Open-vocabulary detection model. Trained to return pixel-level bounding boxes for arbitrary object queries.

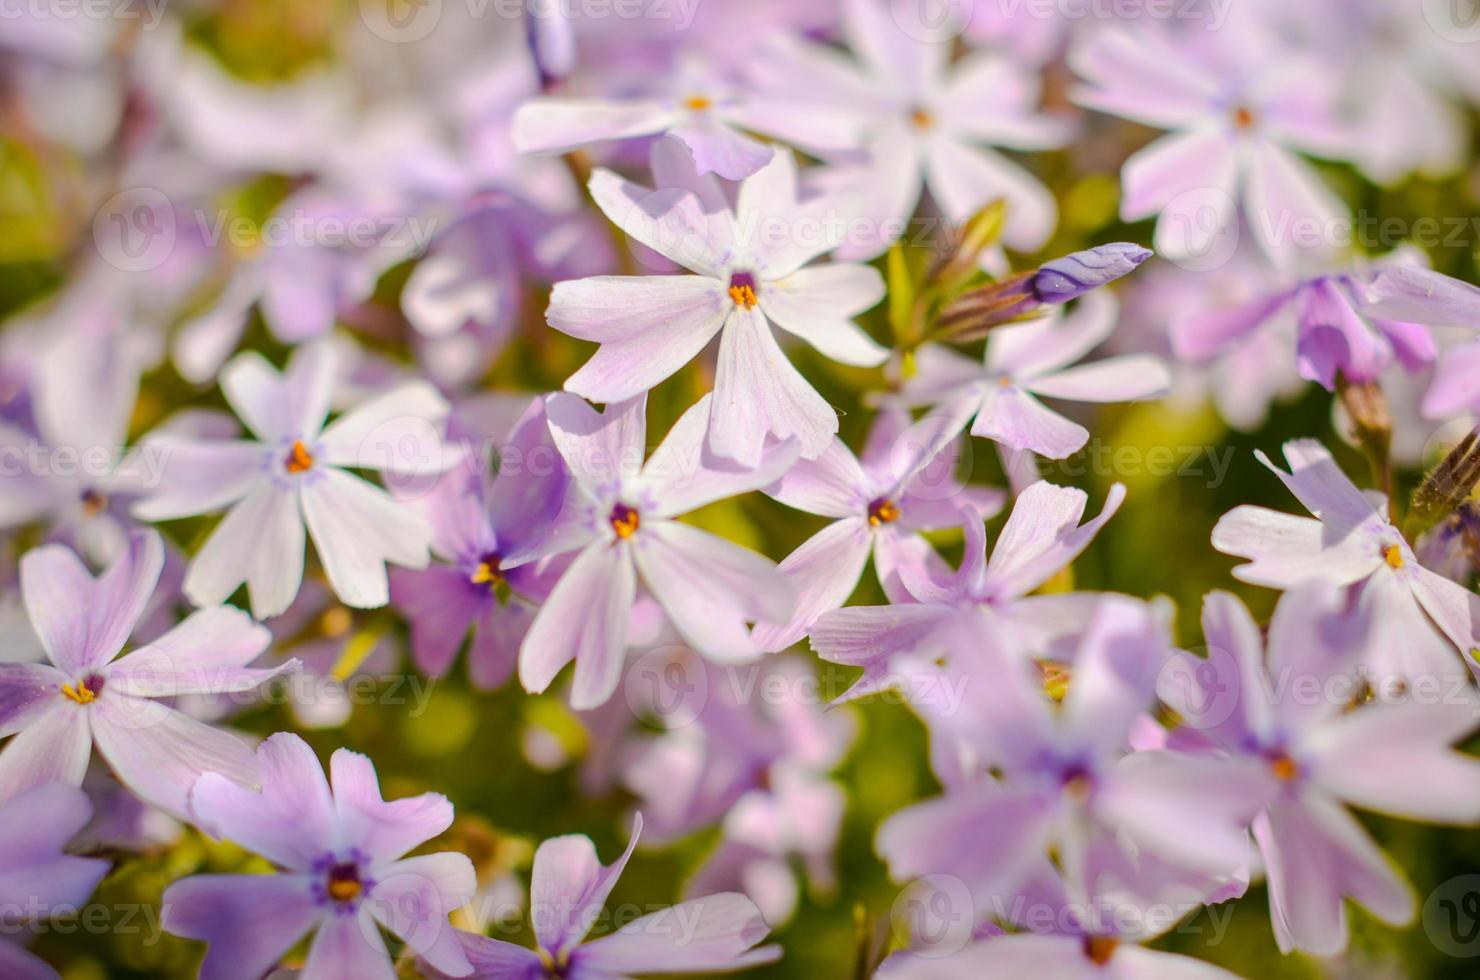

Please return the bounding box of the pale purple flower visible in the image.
[162,732,476,980]
[756,0,1070,257]
[1161,583,1480,954]
[423,814,780,979]
[0,530,290,817]
[548,146,887,467]
[899,292,1172,459]
[1031,243,1154,304]
[0,783,112,980]
[132,340,456,619]
[518,393,798,709]
[390,398,570,689]
[810,479,1126,702]
[754,406,1003,652]
[1071,19,1352,268]
[1362,264,1480,417]
[1212,440,1480,681]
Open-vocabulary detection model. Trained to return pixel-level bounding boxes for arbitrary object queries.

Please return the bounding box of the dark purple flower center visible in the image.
[312,851,374,912]
[867,498,901,526]
[610,503,641,539]
[471,551,505,588]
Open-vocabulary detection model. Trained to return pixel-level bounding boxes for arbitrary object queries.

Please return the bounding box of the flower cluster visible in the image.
[3,0,1480,978]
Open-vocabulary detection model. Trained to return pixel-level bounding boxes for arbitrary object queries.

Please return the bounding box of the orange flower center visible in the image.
[285,440,315,474]
[1384,544,1405,569]
[1232,106,1256,130]
[683,94,712,111]
[867,498,901,526]
[911,107,934,130]
[1084,935,1119,966]
[1270,752,1299,782]
[610,504,641,539]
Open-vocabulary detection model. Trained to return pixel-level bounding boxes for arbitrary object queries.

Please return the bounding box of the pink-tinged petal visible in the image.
[1112,946,1244,980]
[1410,564,1480,661]
[988,291,1118,379]
[841,0,947,94]
[531,815,642,958]
[0,701,90,804]
[1257,440,1384,532]
[764,438,869,519]
[982,482,1124,599]
[545,392,649,493]
[391,565,483,678]
[91,694,258,819]
[1305,690,1480,823]
[1211,507,1380,589]
[940,53,1069,150]
[925,137,1056,251]
[1265,580,1369,732]
[301,907,396,980]
[302,468,431,610]
[878,937,1096,979]
[436,933,544,978]
[222,342,336,444]
[1423,342,1480,418]
[107,607,281,697]
[1068,28,1220,129]
[0,784,108,915]
[1170,289,1294,362]
[808,603,957,687]
[709,308,836,468]
[587,169,735,277]
[633,521,794,662]
[554,277,730,404]
[897,511,987,603]
[1354,570,1467,684]
[512,98,678,155]
[1162,591,1274,745]
[161,873,320,980]
[1023,355,1172,404]
[468,603,529,692]
[639,394,802,517]
[752,518,873,653]
[1375,318,1438,372]
[0,663,67,738]
[82,530,164,666]
[318,382,453,476]
[826,127,925,262]
[330,749,454,864]
[970,384,1089,459]
[0,936,72,980]
[575,892,779,975]
[130,437,266,521]
[18,540,112,674]
[1293,280,1390,388]
[366,853,475,975]
[1118,130,1235,221]
[189,732,336,871]
[519,542,634,710]
[722,97,865,158]
[1245,143,1348,270]
[669,116,774,181]
[1363,264,1480,325]
[185,482,305,619]
[759,265,888,367]
[489,400,571,548]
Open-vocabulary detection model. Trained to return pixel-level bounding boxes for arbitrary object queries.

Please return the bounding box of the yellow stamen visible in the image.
[319,606,352,639]
[327,877,362,902]
[1384,544,1405,569]
[1039,661,1070,703]
[61,681,97,705]
[1270,754,1299,782]
[911,107,934,130]
[285,440,315,474]
[1232,106,1255,130]
[1084,935,1119,966]
[867,499,901,527]
[728,284,757,309]
[683,95,712,111]
[610,505,640,539]
[472,561,504,586]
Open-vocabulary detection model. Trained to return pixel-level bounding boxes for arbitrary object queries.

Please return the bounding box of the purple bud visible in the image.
[1032,243,1153,304]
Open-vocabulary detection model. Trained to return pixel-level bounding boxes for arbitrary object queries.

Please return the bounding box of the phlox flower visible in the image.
[1161,584,1480,954]
[899,292,1172,460]
[1212,440,1480,682]
[548,145,887,467]
[1361,264,1480,417]
[132,340,457,619]
[518,392,799,709]
[422,814,780,979]
[162,733,476,980]
[754,406,1003,652]
[810,480,1126,702]
[0,530,291,817]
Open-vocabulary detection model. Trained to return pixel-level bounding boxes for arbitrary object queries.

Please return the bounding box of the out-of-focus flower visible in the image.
[1163,584,1480,954]
[1213,440,1480,681]
[424,813,780,978]
[549,146,886,467]
[755,407,1002,652]
[132,340,456,619]
[518,393,798,709]
[900,292,1172,459]
[0,531,290,817]
[162,733,476,980]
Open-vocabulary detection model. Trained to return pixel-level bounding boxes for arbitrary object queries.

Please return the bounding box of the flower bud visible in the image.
[1031,243,1153,304]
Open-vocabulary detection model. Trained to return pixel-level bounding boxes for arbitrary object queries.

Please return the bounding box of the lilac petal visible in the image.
[367,853,476,975]
[575,892,779,975]
[759,265,888,367]
[1068,29,1219,129]
[0,701,92,804]
[1363,264,1480,325]
[489,399,570,549]
[106,606,278,697]
[1259,441,1382,533]
[330,749,454,864]
[545,392,649,493]
[184,482,305,619]
[709,308,836,467]
[1160,591,1273,746]
[301,907,396,980]
[1118,129,1233,220]
[130,437,266,521]
[19,544,95,673]
[970,385,1089,459]
[468,603,528,692]
[301,468,432,610]
[988,290,1118,379]
[391,565,483,678]
[865,405,975,503]
[983,482,1125,600]
[764,438,869,519]
[91,694,258,819]
[1409,564,1480,664]
[531,814,642,959]
[840,0,947,91]
[512,98,677,156]
[519,541,634,710]
[1113,946,1244,980]
[1374,318,1438,372]
[1023,355,1172,403]
[439,933,545,979]
[1354,569,1467,684]
[188,732,336,871]
[161,873,320,980]
[669,116,774,181]
[637,394,801,517]
[1423,342,1480,417]
[1294,279,1390,387]
[898,511,986,603]
[1211,507,1380,589]
[1171,289,1295,363]
[586,170,735,278]
[633,521,794,663]
[752,518,873,653]
[1265,580,1368,732]
[555,277,730,404]
[940,54,1070,149]
[318,382,453,476]
[808,603,959,699]
[877,936,1095,978]
[0,783,109,911]
[0,937,71,980]
[925,137,1055,251]
[1245,143,1347,270]
[1062,596,1172,742]
[84,529,165,666]
[0,662,67,738]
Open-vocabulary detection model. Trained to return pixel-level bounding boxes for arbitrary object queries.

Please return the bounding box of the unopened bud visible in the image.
[1031,243,1153,304]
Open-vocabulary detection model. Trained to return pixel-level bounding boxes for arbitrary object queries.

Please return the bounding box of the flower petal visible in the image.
[531,815,642,959]
[0,701,91,805]
[161,873,320,980]
[575,892,779,975]
[302,468,432,610]
[760,265,888,367]
[519,541,635,710]
[184,482,306,619]
[331,749,454,865]
[752,518,873,654]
